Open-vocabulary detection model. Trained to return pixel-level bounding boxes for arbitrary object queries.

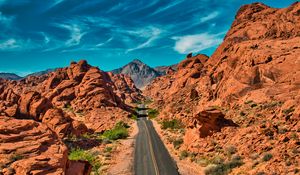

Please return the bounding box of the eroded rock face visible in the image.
[144,2,300,174]
[0,116,68,175]
[0,60,142,174]
[195,109,237,138]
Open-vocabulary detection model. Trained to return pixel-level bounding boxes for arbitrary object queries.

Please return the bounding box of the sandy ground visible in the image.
[106,121,138,175]
[152,119,205,175]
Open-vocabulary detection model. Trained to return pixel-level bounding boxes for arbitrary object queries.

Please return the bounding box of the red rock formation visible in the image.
[0,116,68,175]
[0,60,142,173]
[144,2,300,174]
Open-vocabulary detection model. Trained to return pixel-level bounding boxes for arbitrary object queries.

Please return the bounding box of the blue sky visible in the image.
[0,0,297,76]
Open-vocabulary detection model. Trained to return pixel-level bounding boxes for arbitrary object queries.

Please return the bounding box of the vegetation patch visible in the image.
[148,108,159,119]
[225,145,237,157]
[262,153,273,162]
[10,154,23,162]
[179,150,189,160]
[63,104,74,112]
[68,148,101,174]
[130,114,138,120]
[102,121,129,140]
[173,138,184,149]
[204,155,244,175]
[161,119,183,130]
[282,106,295,115]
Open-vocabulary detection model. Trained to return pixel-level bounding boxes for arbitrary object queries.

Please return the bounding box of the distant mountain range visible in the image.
[0,73,23,80]
[0,69,56,80]
[0,60,176,89]
[111,59,177,89]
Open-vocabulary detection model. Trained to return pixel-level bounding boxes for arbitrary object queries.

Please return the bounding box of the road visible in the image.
[134,117,179,175]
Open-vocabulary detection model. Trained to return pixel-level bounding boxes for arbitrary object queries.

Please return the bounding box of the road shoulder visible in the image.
[106,121,138,175]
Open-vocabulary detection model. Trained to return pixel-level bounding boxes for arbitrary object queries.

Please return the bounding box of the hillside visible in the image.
[0,73,22,80]
[144,2,300,174]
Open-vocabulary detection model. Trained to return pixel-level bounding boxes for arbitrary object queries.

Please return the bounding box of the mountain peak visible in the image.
[131,59,144,65]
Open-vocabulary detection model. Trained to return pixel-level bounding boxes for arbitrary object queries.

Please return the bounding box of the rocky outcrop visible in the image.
[66,160,92,175]
[0,116,68,175]
[0,60,142,174]
[144,2,300,174]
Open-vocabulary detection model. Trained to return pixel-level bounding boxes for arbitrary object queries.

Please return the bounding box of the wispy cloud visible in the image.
[0,39,20,50]
[199,11,219,23]
[150,0,184,16]
[0,12,14,26]
[57,24,86,47]
[126,27,162,52]
[172,32,224,54]
[40,32,50,44]
[96,37,113,47]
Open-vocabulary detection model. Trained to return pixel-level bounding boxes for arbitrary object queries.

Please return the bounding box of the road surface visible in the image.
[134,117,179,175]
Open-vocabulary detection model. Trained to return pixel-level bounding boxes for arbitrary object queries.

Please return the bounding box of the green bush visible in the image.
[204,155,244,175]
[102,121,129,140]
[173,138,183,149]
[161,119,182,130]
[262,153,273,162]
[225,145,237,157]
[10,154,23,162]
[68,148,101,173]
[180,150,189,160]
[130,114,138,120]
[148,109,159,119]
[282,107,295,115]
[104,146,113,153]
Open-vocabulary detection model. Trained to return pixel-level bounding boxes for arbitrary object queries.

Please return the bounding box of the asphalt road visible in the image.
[134,117,179,175]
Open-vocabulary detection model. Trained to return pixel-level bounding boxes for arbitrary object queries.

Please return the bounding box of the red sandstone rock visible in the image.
[0,59,140,174]
[0,116,68,175]
[144,2,300,173]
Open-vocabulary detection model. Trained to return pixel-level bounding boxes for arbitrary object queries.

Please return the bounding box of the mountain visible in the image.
[25,68,56,78]
[0,73,22,80]
[144,2,300,174]
[0,69,56,80]
[111,59,176,89]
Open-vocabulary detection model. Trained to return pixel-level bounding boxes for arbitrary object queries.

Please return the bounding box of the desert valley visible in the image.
[0,1,300,175]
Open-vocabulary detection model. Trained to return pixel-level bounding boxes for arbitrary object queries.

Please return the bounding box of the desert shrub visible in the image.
[144,98,153,105]
[148,109,159,119]
[115,121,130,129]
[261,101,283,109]
[197,157,210,167]
[161,119,182,130]
[244,100,254,104]
[225,145,237,157]
[239,111,246,117]
[180,150,189,160]
[102,122,129,140]
[262,153,273,162]
[68,148,101,173]
[250,103,258,108]
[104,146,113,153]
[64,104,74,112]
[173,138,183,149]
[10,154,23,162]
[282,107,295,115]
[204,156,243,175]
[130,114,138,120]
